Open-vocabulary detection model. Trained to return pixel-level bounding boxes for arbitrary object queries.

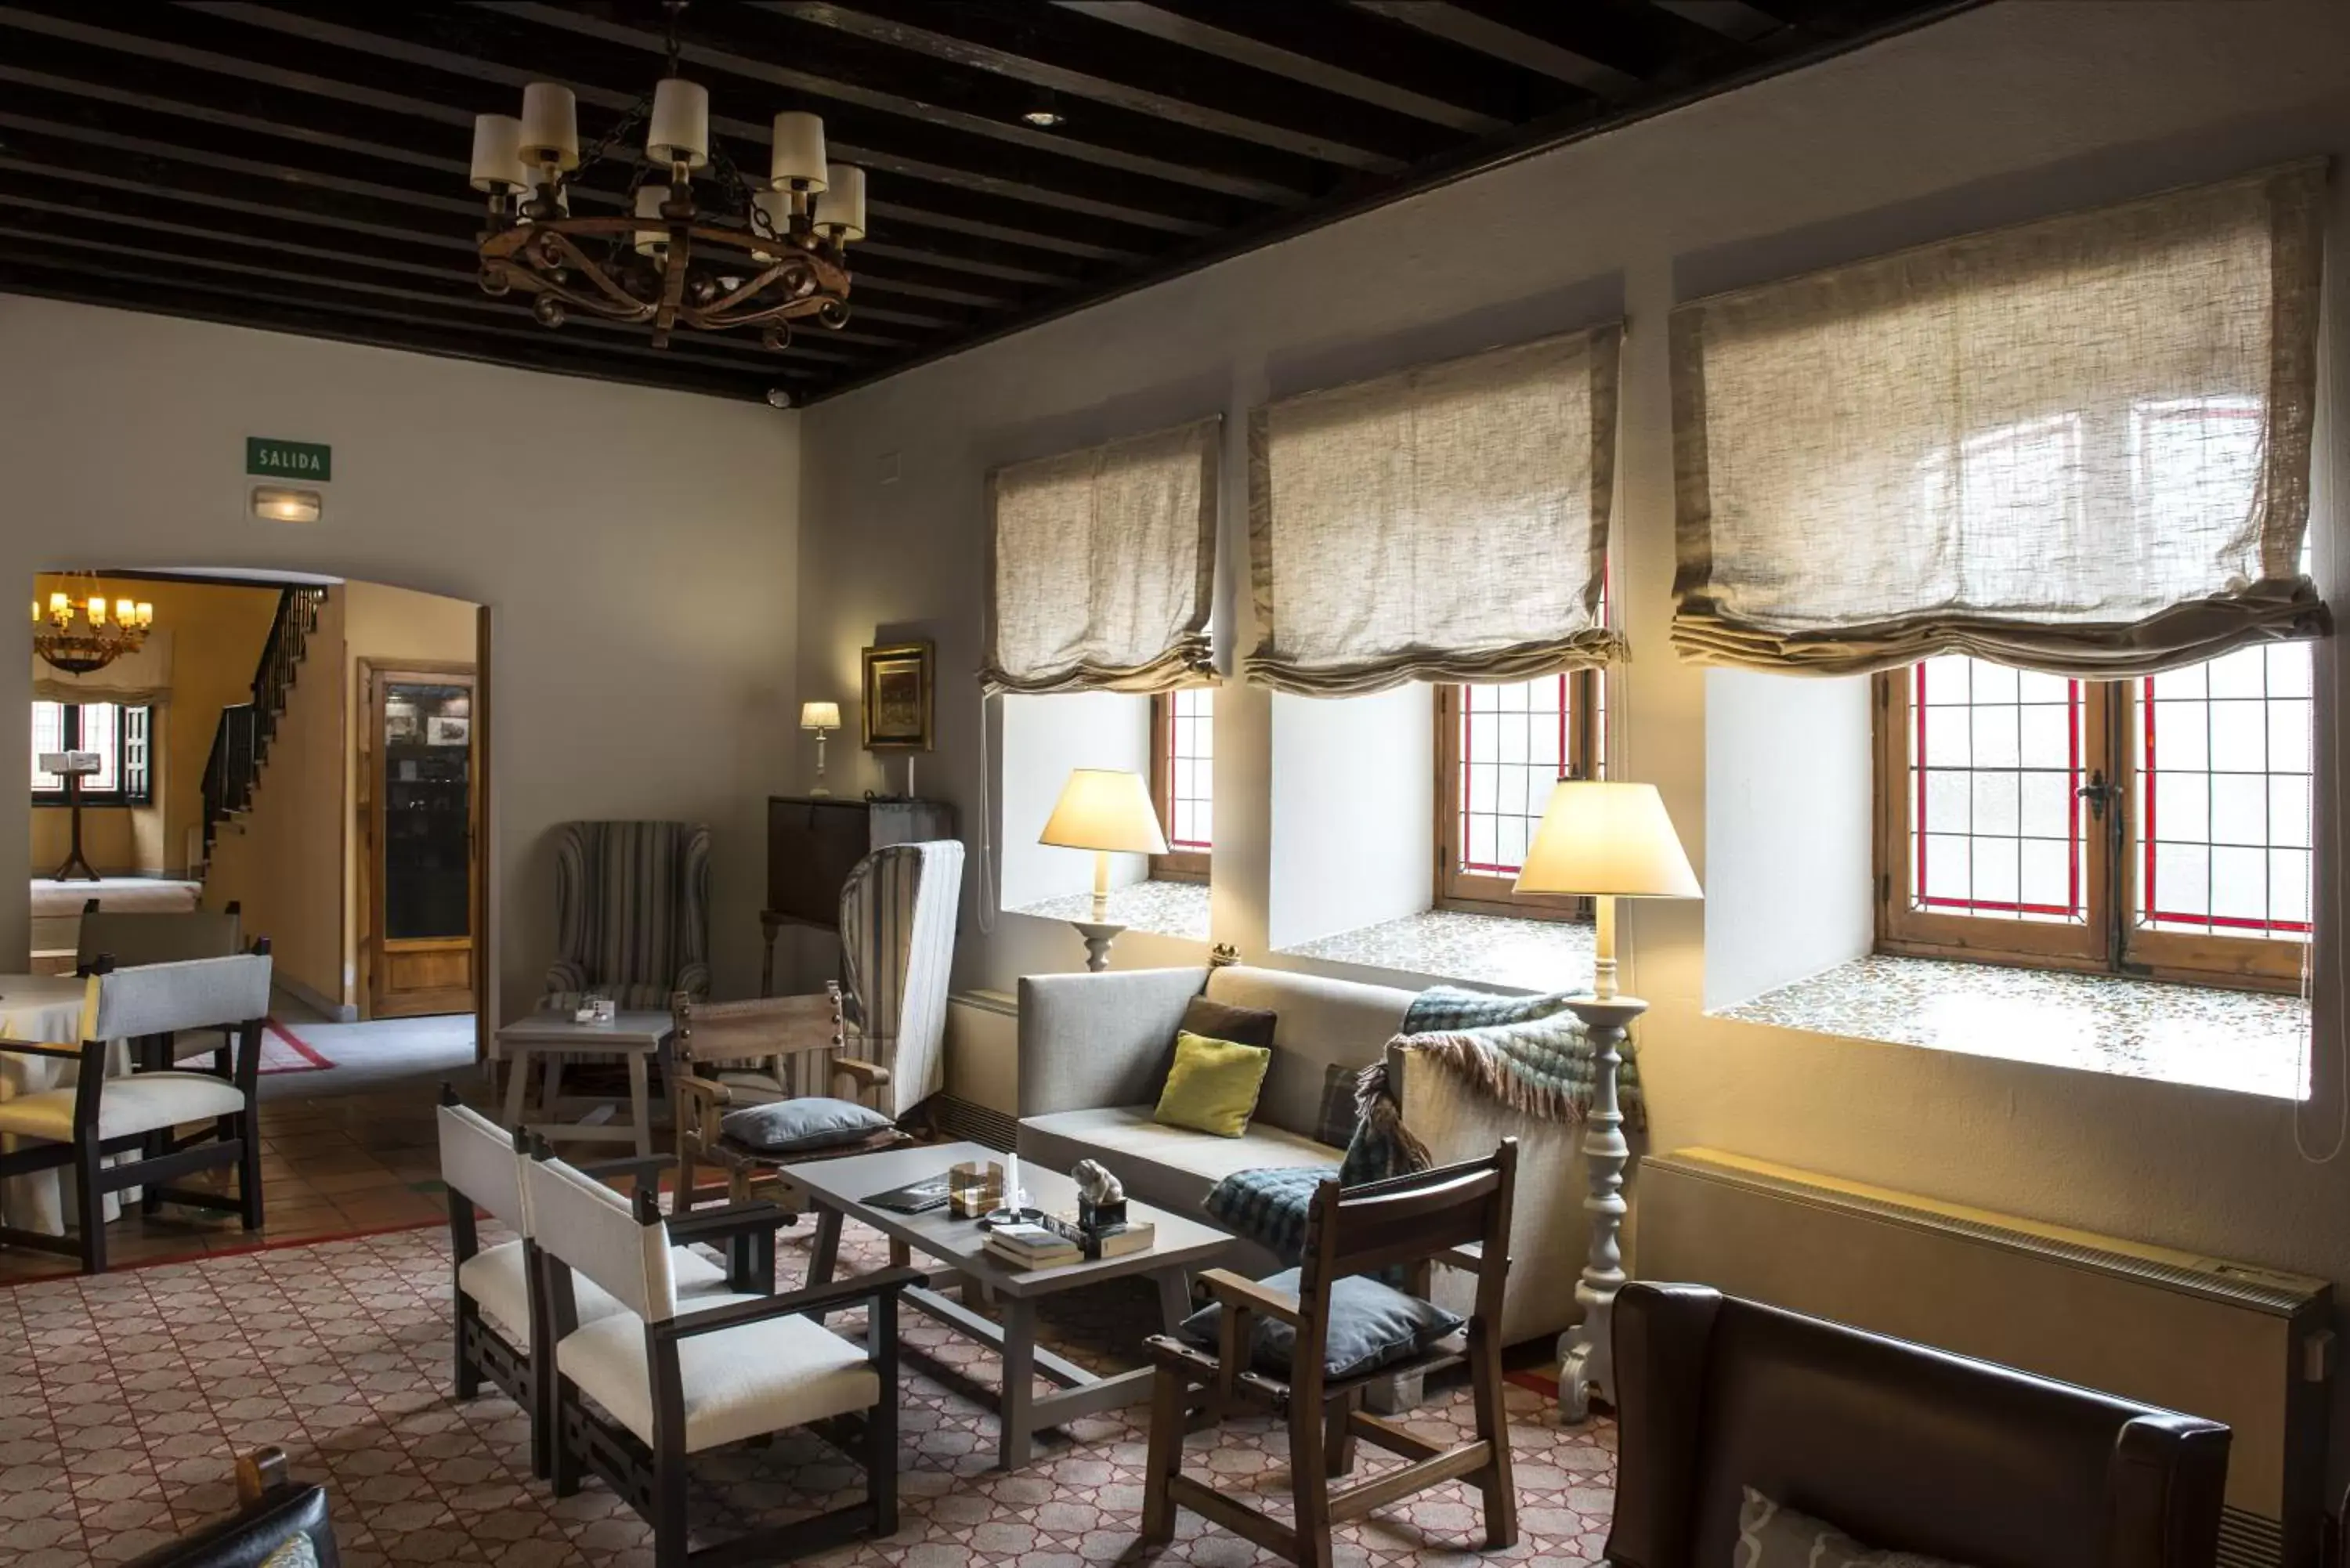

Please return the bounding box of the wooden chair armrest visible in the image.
[1434,1241,1486,1274]
[665,1200,790,1246]
[0,1039,81,1060]
[577,1153,673,1196]
[671,1071,734,1141]
[656,1266,924,1340]
[833,1057,889,1088]
[1199,1267,1303,1328]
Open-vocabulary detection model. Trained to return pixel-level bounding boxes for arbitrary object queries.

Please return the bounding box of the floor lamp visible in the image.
[1513,779,1701,1424]
[1039,768,1168,971]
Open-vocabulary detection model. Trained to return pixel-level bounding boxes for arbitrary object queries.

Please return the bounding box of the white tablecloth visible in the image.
[0,972,128,1234]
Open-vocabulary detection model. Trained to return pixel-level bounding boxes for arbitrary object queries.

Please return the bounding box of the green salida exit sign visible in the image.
[246,437,331,482]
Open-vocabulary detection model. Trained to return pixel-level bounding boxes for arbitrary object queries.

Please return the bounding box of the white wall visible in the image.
[997,691,1152,910]
[1267,685,1434,950]
[794,1,2350,1480]
[0,301,799,1018]
[1702,669,1876,1009]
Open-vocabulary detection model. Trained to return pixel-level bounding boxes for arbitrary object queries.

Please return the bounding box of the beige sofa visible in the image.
[1015,963,1589,1349]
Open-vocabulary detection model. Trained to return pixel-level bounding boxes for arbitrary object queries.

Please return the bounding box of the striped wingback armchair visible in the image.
[539,821,712,1013]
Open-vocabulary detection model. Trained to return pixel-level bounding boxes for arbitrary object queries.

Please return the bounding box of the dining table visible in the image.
[0,970,129,1235]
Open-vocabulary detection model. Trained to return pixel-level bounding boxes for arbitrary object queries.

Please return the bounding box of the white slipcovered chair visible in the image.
[525,1143,916,1567]
[436,1093,789,1478]
[0,946,272,1274]
[673,839,963,1206]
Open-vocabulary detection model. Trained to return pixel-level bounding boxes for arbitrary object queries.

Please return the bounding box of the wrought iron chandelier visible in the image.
[33,579,153,675]
[466,2,865,355]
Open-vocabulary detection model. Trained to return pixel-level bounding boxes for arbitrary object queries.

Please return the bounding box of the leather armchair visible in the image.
[1607,1281,2231,1568]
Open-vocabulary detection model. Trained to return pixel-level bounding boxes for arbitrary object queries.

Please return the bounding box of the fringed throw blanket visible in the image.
[1203,985,1643,1266]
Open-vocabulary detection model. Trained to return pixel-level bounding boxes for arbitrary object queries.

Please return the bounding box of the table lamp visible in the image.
[800,700,841,797]
[1513,779,1701,1423]
[1039,768,1168,971]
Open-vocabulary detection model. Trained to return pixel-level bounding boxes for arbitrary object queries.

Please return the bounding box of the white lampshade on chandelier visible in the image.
[32,577,154,676]
[469,2,866,354]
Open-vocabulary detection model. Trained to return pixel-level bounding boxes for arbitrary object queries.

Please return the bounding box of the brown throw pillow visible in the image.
[1736,1487,1976,1568]
[1179,996,1277,1050]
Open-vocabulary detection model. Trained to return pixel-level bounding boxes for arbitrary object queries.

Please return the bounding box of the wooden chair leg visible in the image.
[237,1116,264,1230]
[550,1377,583,1498]
[1323,1388,1361,1478]
[653,1439,689,1568]
[1468,1328,1518,1550]
[76,1145,107,1276]
[1287,1395,1334,1568]
[866,1392,898,1536]
[140,1131,165,1216]
[1140,1367,1187,1545]
[452,1303,482,1401]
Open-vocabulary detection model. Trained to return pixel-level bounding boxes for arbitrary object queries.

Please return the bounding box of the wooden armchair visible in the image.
[671,983,904,1206]
[126,1447,339,1568]
[1141,1140,1520,1568]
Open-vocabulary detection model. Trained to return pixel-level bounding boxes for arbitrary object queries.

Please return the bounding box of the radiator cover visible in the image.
[1635,1148,2333,1568]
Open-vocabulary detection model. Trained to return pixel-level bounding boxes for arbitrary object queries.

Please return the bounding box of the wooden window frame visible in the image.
[1433,673,1600,923]
[1148,687,1210,884]
[1873,666,2307,993]
[31,701,153,809]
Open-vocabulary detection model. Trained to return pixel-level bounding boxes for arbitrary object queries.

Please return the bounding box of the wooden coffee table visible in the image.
[786,1140,1237,1468]
[494,1010,674,1156]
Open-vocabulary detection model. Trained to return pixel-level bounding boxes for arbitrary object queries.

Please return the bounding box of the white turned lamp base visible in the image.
[1071,919,1126,973]
[1556,991,1643,1425]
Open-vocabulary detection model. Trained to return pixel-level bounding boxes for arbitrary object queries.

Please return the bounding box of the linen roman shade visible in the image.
[31,629,172,706]
[1245,327,1625,695]
[982,415,1220,695]
[1670,161,2330,677]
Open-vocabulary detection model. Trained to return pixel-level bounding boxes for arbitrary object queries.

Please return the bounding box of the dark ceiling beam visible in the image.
[0,221,854,373]
[490,0,1304,206]
[0,262,779,402]
[1050,2,1506,133]
[186,3,1221,238]
[1649,0,1786,42]
[1350,2,1644,96]
[753,2,1405,172]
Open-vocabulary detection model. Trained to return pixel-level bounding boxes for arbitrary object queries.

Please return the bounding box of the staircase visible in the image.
[201,586,327,865]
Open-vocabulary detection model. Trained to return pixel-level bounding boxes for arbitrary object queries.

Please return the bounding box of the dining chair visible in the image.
[526,1141,917,1568]
[1140,1140,1520,1568]
[436,1092,783,1477]
[0,943,273,1274]
[77,901,247,1073]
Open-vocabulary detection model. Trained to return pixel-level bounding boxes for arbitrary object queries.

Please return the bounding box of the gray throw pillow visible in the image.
[1312,1060,1362,1149]
[1177,1267,1463,1380]
[720,1097,892,1154]
[1735,1487,1976,1568]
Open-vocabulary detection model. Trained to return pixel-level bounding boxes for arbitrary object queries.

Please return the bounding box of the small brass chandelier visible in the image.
[467,2,865,353]
[33,580,153,676]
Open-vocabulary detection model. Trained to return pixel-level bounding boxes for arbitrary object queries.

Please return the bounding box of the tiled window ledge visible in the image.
[1716,954,2311,1100]
[1014,879,1210,942]
[1280,909,1595,992]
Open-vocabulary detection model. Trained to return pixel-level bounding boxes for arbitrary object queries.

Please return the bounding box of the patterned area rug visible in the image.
[1,1218,1618,1566]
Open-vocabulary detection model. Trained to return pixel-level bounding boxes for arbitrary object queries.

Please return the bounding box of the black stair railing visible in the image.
[201,586,327,859]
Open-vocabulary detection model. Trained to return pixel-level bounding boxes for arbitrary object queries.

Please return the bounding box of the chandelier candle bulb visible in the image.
[136,603,152,627]
[114,600,133,625]
[819,164,867,241]
[46,592,66,620]
[648,78,710,168]
[85,598,104,626]
[770,111,828,191]
[469,114,526,192]
[519,82,579,171]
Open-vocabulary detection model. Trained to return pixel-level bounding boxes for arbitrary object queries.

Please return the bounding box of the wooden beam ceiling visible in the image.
[0,0,1978,403]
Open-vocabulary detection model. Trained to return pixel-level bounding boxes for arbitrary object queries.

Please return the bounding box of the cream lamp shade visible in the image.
[1039,769,1169,855]
[1513,781,1701,899]
[800,701,841,731]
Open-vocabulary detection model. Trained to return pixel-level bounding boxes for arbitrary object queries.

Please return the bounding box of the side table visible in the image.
[494,1010,674,1157]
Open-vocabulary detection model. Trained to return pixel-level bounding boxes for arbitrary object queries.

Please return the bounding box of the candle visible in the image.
[647,78,709,168]
[85,597,104,626]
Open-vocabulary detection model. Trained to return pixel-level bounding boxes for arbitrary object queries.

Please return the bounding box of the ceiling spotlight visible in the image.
[766,387,794,409]
[1021,107,1065,128]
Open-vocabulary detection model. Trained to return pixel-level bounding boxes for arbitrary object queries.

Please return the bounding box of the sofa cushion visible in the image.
[1202,967,1412,1137]
[1020,1105,1340,1219]
[1177,1267,1465,1380]
[1153,1031,1272,1137]
[457,1236,730,1350]
[1178,996,1277,1050]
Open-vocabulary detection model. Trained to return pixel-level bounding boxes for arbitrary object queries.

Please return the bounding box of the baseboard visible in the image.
[275,974,357,1024]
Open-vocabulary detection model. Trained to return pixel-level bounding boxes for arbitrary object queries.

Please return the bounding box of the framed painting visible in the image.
[862,640,934,751]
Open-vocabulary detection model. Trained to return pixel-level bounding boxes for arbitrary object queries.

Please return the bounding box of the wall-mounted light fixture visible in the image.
[251,485,322,523]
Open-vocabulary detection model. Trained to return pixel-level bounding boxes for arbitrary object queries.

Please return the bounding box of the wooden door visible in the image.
[363,662,479,1019]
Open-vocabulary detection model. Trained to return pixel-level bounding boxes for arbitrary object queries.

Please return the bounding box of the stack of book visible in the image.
[1073,1219,1155,1259]
[983,1223,1081,1270]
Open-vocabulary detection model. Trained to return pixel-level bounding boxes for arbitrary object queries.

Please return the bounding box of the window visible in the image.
[1435,670,1603,918]
[1148,686,1212,882]
[1874,646,2310,991]
[31,702,152,807]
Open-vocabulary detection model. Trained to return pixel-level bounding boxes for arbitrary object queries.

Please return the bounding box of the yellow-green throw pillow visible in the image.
[1154,1031,1273,1138]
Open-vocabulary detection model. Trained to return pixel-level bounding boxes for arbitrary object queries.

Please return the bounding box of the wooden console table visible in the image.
[760,793,956,994]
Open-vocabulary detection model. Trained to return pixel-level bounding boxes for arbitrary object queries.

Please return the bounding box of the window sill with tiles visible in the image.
[1716,953,2312,1100]
[1280,909,1596,993]
[1014,879,1211,942]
